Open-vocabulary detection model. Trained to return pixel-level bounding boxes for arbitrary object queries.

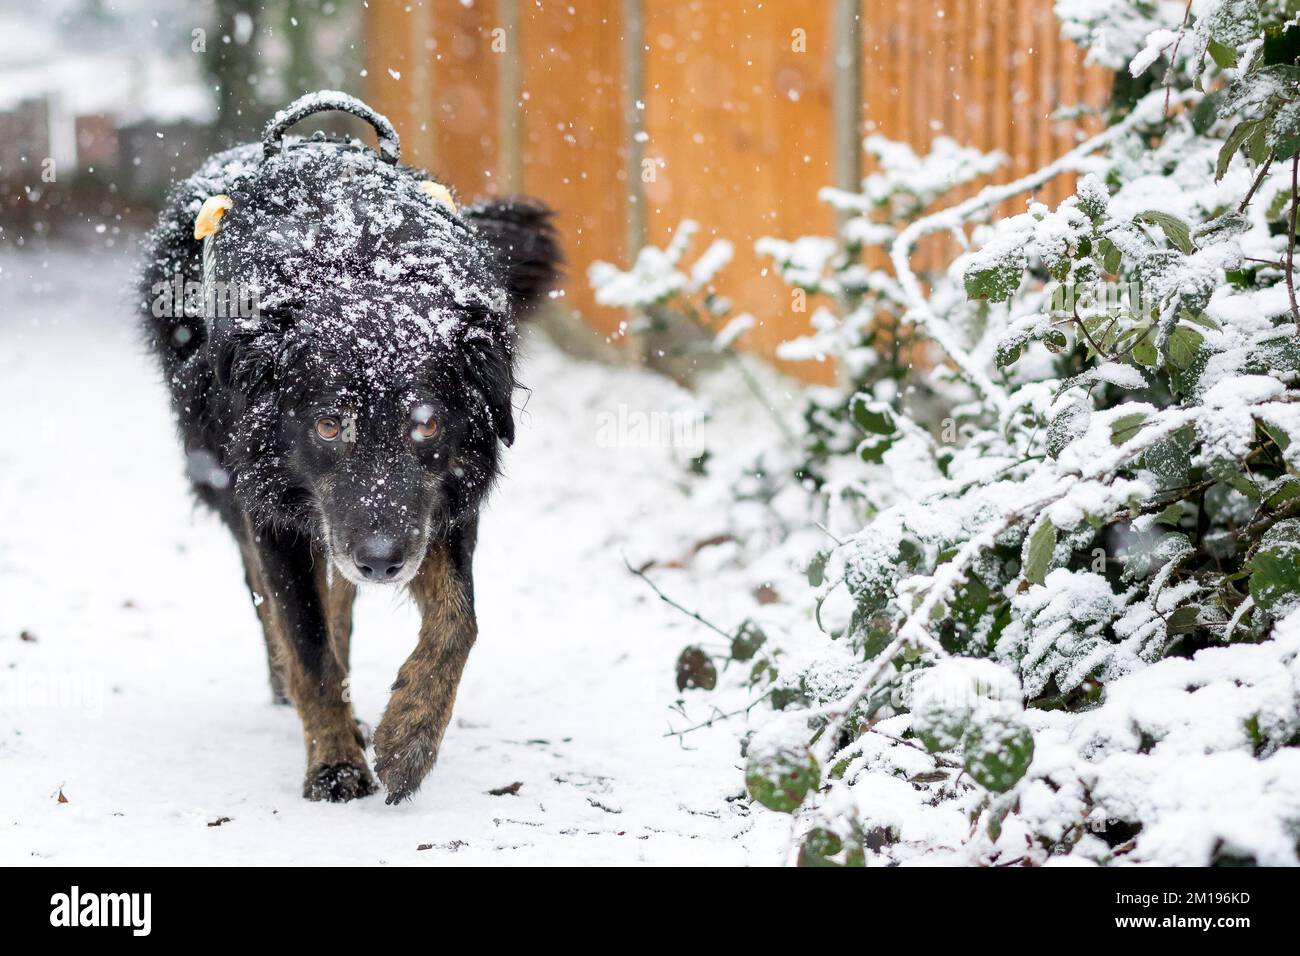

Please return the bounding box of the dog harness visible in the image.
[192,91,456,337]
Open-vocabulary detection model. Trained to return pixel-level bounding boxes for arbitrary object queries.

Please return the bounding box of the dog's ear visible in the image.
[462,333,517,446]
[461,198,562,317]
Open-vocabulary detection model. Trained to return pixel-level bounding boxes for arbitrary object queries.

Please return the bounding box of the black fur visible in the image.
[139,140,559,547]
[137,106,560,801]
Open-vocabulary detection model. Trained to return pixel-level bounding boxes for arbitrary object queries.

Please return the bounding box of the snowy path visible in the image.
[0,242,784,865]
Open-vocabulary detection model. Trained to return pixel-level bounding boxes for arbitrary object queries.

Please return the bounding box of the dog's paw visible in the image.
[373,724,436,806]
[303,761,376,803]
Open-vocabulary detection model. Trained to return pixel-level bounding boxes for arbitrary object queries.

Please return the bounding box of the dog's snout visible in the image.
[352,534,407,582]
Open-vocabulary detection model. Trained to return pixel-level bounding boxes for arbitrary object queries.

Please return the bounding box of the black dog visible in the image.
[139,92,560,803]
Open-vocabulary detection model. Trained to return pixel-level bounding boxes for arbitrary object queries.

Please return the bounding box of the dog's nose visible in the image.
[352,535,407,581]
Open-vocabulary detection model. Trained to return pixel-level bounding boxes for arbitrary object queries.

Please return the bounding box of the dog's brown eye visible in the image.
[316,416,342,442]
[412,417,438,441]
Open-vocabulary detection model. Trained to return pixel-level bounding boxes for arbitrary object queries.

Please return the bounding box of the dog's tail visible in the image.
[461,198,563,319]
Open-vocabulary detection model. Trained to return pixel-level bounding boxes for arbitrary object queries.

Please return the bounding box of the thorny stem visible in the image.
[865,727,964,770]
[1111,324,1154,365]
[681,301,800,447]
[664,692,771,741]
[725,350,801,447]
[891,88,1197,418]
[1238,155,1274,215]
[1289,155,1300,333]
[1162,0,1195,118]
[1242,495,1300,562]
[1068,301,1112,359]
[811,396,1286,763]
[623,556,735,643]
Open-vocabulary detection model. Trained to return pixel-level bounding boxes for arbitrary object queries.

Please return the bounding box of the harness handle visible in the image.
[262,91,400,164]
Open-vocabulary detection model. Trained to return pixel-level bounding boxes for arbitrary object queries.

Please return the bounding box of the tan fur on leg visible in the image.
[372,545,476,803]
[237,535,289,704]
[242,518,372,800]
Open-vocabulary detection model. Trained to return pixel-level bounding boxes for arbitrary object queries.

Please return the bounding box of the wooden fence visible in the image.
[365,0,1111,365]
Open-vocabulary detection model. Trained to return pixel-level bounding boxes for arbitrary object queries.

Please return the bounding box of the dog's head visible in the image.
[202,145,559,585]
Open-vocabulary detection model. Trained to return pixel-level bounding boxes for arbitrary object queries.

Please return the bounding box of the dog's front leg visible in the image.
[247,524,374,802]
[373,524,477,804]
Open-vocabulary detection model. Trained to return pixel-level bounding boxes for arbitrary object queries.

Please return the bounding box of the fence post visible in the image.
[622,0,646,261]
[409,0,434,165]
[833,0,863,208]
[497,0,522,192]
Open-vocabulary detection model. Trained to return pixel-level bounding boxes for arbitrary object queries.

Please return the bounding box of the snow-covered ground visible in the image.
[0,240,788,865]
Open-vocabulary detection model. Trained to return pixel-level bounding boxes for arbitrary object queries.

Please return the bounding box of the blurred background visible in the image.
[0,0,1111,368]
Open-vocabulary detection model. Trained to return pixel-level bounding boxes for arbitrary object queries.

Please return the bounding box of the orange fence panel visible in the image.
[366,0,1113,367]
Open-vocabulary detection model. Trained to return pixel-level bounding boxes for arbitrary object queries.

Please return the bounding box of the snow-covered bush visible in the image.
[591,135,1004,525]
[598,0,1300,865]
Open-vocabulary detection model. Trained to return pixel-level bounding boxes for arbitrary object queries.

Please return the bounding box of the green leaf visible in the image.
[1218,119,1262,181]
[1265,475,1300,509]
[1264,21,1300,68]
[748,657,777,688]
[1218,65,1300,118]
[858,434,893,464]
[1100,237,1123,276]
[995,336,1024,368]
[1227,474,1263,501]
[1110,411,1148,446]
[1272,100,1300,159]
[730,621,767,661]
[1184,310,1221,330]
[1192,92,1224,135]
[964,254,1025,303]
[1247,519,1300,616]
[1134,210,1195,254]
[1210,0,1261,45]
[1042,328,1068,353]
[1123,531,1193,582]
[675,646,717,691]
[745,743,820,813]
[797,827,866,867]
[1046,401,1090,459]
[806,550,829,587]
[1154,503,1187,526]
[1022,517,1057,586]
[1144,426,1194,486]
[914,706,969,755]
[1132,338,1159,368]
[1165,604,1200,636]
[859,618,893,661]
[1208,38,1238,70]
[1247,119,1273,165]
[850,396,896,435]
[1167,324,1205,370]
[962,716,1035,794]
[1261,420,1292,454]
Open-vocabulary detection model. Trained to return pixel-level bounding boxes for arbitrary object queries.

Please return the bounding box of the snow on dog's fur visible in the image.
[138,92,560,803]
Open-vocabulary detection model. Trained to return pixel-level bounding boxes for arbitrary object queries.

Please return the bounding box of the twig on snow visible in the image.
[624,555,735,642]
